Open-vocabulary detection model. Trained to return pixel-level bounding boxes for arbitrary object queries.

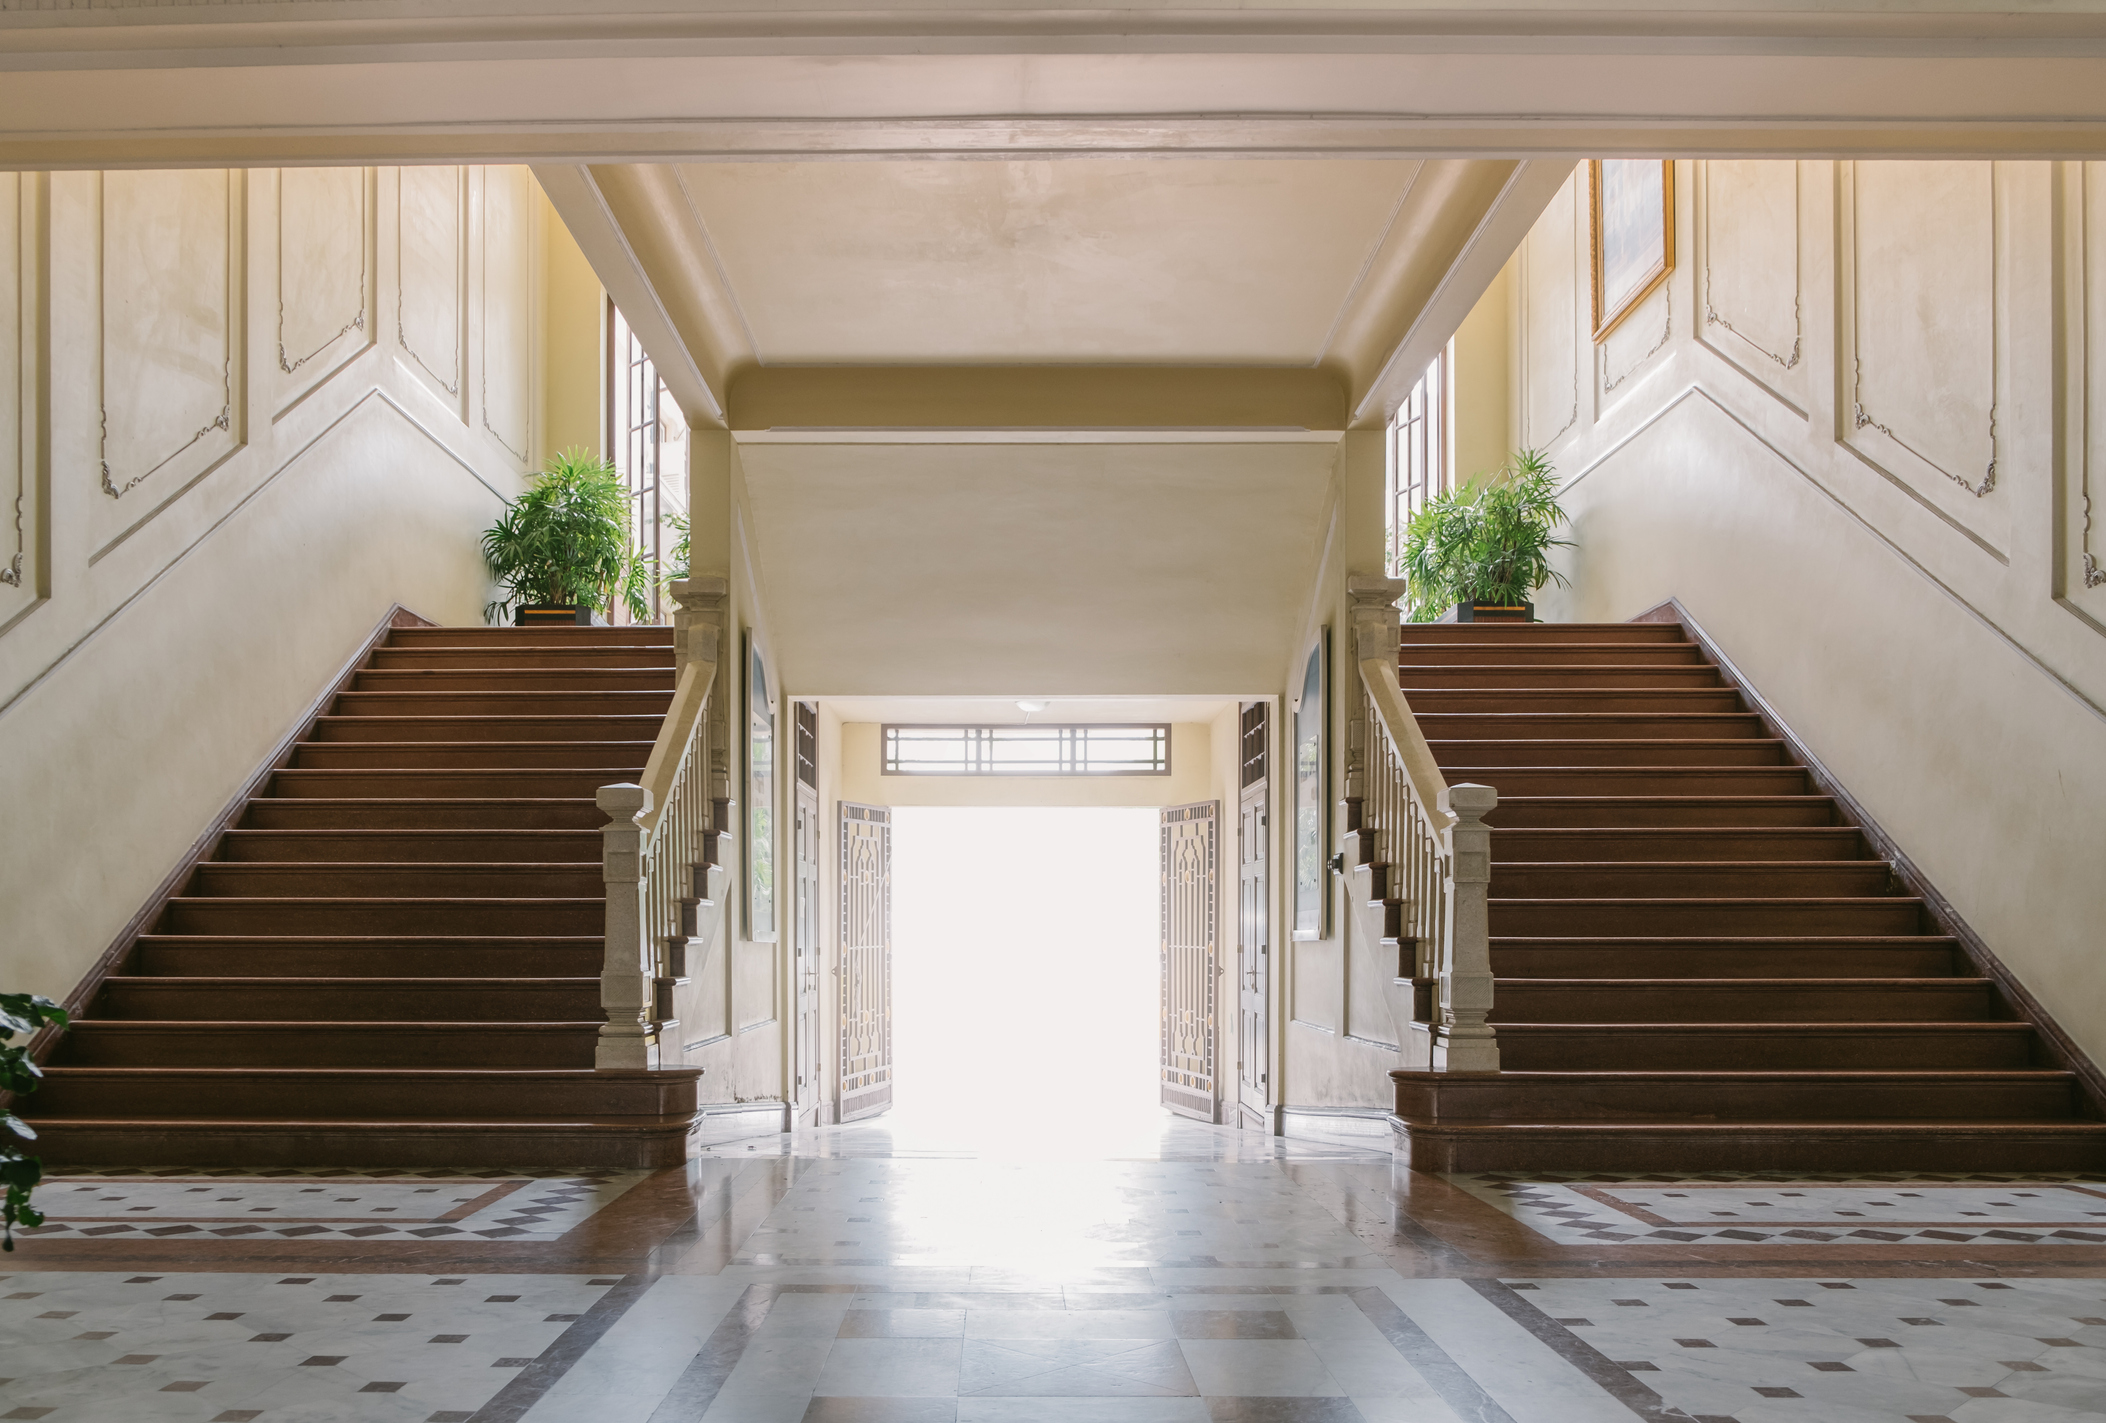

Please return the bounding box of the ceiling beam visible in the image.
[728,366,1349,431]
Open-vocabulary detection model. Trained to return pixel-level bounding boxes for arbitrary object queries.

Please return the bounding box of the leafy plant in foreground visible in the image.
[1,992,70,1251]
[482,448,654,624]
[1397,449,1574,622]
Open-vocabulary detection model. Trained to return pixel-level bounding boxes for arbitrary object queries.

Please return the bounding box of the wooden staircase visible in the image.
[1388,617,2106,1173]
[22,624,705,1169]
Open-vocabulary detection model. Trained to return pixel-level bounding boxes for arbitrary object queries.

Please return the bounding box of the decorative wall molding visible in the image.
[276,166,368,378]
[1700,159,1803,373]
[1520,171,1580,450]
[478,165,532,466]
[396,165,463,401]
[1602,284,1670,395]
[2074,164,2106,595]
[1,174,23,591]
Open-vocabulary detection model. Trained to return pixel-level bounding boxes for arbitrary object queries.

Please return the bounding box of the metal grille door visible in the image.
[837,801,893,1122]
[1160,800,1220,1122]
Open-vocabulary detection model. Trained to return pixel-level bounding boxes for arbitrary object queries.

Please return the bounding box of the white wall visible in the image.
[0,166,558,1007]
[1501,159,2106,1069]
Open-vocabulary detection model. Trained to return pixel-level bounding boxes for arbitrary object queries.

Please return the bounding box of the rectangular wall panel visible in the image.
[480,166,533,466]
[276,166,371,410]
[397,165,464,409]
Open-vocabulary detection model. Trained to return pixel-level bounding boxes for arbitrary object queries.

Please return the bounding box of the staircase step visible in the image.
[188,864,603,898]
[1402,688,1746,714]
[1491,828,1866,861]
[310,714,667,743]
[1441,767,1810,796]
[268,768,634,799]
[216,830,603,863]
[1494,1022,2038,1070]
[161,897,603,935]
[95,977,599,1021]
[130,936,601,978]
[351,669,677,693]
[1399,665,1726,689]
[239,799,603,831]
[1392,1070,2084,1123]
[1490,897,1925,935]
[1399,643,1709,667]
[291,741,653,770]
[369,645,675,669]
[1388,1118,2106,1174]
[54,1021,599,1068]
[1493,861,1897,897]
[331,690,675,717]
[1399,623,1690,643]
[32,1067,701,1119]
[1425,739,1787,768]
[386,625,673,646]
[1413,712,1770,740]
[22,1113,698,1169]
[1486,796,1841,828]
[1488,978,1999,1023]
[1489,937,1964,979]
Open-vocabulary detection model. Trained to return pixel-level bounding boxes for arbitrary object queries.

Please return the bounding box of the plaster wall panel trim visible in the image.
[479,164,534,467]
[0,386,505,725]
[1698,159,1805,392]
[2066,162,2106,602]
[93,168,244,559]
[1518,172,1580,452]
[396,164,465,404]
[1564,381,2106,729]
[0,172,28,596]
[1600,284,1670,396]
[1837,161,2005,564]
[275,165,371,388]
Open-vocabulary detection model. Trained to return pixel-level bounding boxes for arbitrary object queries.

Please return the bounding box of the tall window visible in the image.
[1385,346,1450,576]
[607,303,687,623]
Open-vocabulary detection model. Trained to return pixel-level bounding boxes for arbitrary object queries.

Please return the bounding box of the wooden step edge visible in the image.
[1492,795,1834,803]
[1393,1068,2077,1082]
[194,863,605,872]
[40,1066,700,1080]
[1489,935,1959,945]
[1426,738,1786,747]
[101,976,601,988]
[166,896,605,906]
[240,797,599,806]
[1487,896,1922,907]
[135,935,601,945]
[1491,860,1892,869]
[1493,827,1862,836]
[67,1020,605,1031]
[1493,1020,2036,1033]
[294,740,658,749]
[311,715,668,724]
[1391,1118,2106,1134]
[1492,977,1994,989]
[24,1116,702,1131]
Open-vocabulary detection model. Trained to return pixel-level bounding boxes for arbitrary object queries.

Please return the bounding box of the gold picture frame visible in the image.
[1590,159,1675,341]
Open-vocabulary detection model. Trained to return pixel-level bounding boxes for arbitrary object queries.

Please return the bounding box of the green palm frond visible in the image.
[482,449,659,623]
[1398,448,1574,622]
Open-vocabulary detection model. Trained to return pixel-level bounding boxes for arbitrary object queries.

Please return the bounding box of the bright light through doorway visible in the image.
[890,807,1167,1147]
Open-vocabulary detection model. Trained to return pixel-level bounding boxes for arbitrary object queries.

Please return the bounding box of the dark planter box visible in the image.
[515,604,606,627]
[1454,600,1533,623]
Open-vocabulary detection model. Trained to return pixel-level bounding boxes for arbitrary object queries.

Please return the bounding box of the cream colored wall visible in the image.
[1450,261,1513,483]
[837,721,1213,808]
[539,191,604,459]
[1509,159,2106,1069]
[0,165,552,1006]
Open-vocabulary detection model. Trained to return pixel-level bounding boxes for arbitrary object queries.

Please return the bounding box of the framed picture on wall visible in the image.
[745,632,777,943]
[1291,631,1327,941]
[1590,158,1675,340]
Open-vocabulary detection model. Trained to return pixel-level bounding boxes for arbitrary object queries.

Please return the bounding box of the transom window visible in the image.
[882,725,1171,777]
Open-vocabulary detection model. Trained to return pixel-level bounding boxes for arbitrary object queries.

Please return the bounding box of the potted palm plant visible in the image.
[2,991,69,1251]
[1398,449,1574,623]
[483,449,654,626]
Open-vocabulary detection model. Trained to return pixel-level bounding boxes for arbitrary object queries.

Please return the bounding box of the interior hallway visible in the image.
[6,1120,2106,1422]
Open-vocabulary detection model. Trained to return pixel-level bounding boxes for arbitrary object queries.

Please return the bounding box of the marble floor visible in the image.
[3,1116,2104,1422]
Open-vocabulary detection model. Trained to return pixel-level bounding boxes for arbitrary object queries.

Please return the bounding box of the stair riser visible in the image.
[1400,646,1708,666]
[1492,830,1865,861]
[353,671,677,693]
[332,692,674,717]
[94,983,597,1021]
[1490,985,1997,1023]
[1495,1029,2036,1070]
[1493,866,1896,896]
[32,1075,696,1118]
[216,832,605,863]
[1425,741,1787,768]
[22,1121,693,1170]
[132,945,602,977]
[1490,946,1962,978]
[1436,769,1810,796]
[1399,625,1690,643]
[1401,691,1746,713]
[239,801,602,831]
[1394,1077,2079,1122]
[1486,799,1839,829]
[1398,667,1726,689]
[1416,715,1770,740]
[1393,1124,2106,1175]
[54,1027,598,1068]
[1490,901,1925,935]
[291,744,651,770]
[311,716,667,743]
[188,866,604,897]
[388,628,673,646]
[269,770,629,798]
[368,648,675,669]
[161,901,602,934]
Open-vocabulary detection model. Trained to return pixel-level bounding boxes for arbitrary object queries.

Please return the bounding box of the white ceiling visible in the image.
[677,158,1421,366]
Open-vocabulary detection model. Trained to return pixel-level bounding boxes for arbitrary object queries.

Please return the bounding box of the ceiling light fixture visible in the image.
[1017,700,1050,722]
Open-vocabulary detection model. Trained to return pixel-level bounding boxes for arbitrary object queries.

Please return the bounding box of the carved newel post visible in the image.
[1346,573,1409,665]
[1435,782,1500,1072]
[596,782,656,1070]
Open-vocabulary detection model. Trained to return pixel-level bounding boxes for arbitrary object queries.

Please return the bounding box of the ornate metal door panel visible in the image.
[1237,702,1271,1130]
[837,800,893,1122]
[1160,800,1220,1123]
[794,779,823,1123]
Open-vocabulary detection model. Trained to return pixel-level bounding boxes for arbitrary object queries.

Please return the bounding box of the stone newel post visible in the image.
[596,782,656,1070]
[1435,782,1500,1072]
